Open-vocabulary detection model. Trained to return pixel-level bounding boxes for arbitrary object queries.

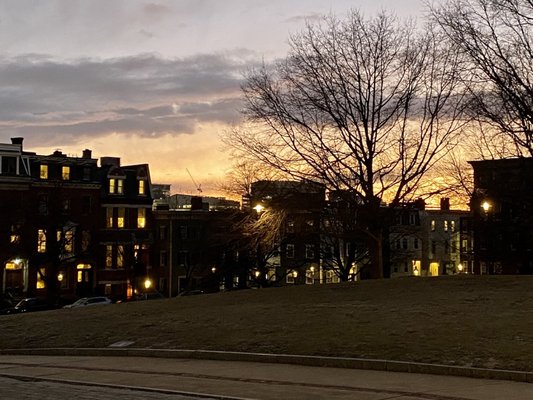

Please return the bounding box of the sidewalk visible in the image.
[0,354,532,400]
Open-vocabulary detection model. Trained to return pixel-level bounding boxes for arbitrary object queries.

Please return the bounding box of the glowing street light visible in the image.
[481,200,491,212]
[144,278,152,290]
[253,204,265,213]
[457,263,464,273]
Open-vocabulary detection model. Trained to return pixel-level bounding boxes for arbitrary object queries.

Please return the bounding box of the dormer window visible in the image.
[62,166,70,180]
[109,178,124,194]
[139,180,145,195]
[40,164,48,179]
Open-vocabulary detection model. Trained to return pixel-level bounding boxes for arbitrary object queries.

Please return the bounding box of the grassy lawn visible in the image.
[1,275,533,371]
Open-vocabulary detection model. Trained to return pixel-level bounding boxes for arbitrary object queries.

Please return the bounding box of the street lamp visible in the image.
[253,204,265,213]
[481,200,491,212]
[457,263,464,273]
[144,278,152,290]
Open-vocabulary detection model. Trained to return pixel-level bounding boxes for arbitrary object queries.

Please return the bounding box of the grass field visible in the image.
[1,275,533,371]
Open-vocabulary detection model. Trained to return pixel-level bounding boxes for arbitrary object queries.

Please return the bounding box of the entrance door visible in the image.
[76,264,93,296]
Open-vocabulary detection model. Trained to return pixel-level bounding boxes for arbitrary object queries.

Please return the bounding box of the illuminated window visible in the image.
[306,268,314,284]
[286,244,294,258]
[36,267,46,289]
[62,166,70,180]
[431,220,436,231]
[106,208,113,228]
[286,269,297,283]
[64,230,74,253]
[40,164,48,179]
[117,207,125,228]
[451,221,456,232]
[444,220,449,232]
[105,245,113,268]
[117,179,124,194]
[10,225,20,244]
[109,178,116,194]
[117,245,124,268]
[137,208,146,228]
[37,229,46,253]
[139,180,145,195]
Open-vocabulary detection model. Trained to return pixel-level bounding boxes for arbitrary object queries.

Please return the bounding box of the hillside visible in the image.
[2,276,533,371]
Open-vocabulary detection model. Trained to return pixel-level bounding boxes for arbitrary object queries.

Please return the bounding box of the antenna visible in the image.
[186,168,202,194]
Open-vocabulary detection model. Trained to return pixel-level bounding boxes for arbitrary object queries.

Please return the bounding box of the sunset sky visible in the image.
[0,0,428,196]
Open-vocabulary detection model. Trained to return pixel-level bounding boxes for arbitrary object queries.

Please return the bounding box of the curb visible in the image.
[1,347,532,384]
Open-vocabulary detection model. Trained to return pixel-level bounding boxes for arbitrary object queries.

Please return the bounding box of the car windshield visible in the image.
[71,298,87,306]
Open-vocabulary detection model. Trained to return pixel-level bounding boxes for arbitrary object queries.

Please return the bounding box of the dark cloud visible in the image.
[0,53,251,145]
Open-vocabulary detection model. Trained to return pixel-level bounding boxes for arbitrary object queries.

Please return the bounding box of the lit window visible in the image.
[117,179,124,194]
[62,166,70,180]
[37,229,46,253]
[106,207,113,228]
[117,245,124,268]
[305,244,315,259]
[117,208,125,228]
[40,164,48,179]
[137,208,146,228]
[64,230,73,253]
[286,269,297,283]
[431,220,436,231]
[10,233,20,244]
[444,220,449,232]
[36,267,46,289]
[106,245,113,268]
[306,268,314,284]
[286,244,295,258]
[109,178,116,194]
[451,221,456,232]
[139,180,145,195]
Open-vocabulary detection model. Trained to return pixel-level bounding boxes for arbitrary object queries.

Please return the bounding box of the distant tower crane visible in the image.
[186,168,202,194]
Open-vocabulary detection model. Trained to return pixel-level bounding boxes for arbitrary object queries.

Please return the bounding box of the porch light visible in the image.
[144,278,152,290]
[57,273,64,282]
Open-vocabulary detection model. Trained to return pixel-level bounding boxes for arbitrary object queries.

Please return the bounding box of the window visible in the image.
[38,194,48,215]
[36,267,46,289]
[286,220,295,233]
[305,244,315,259]
[414,238,419,249]
[117,207,125,228]
[37,229,46,253]
[58,270,67,289]
[116,245,124,268]
[444,240,449,254]
[444,220,449,232]
[62,199,71,214]
[117,179,124,194]
[10,225,20,244]
[109,178,116,194]
[286,269,296,283]
[431,240,437,256]
[40,164,48,179]
[305,219,314,231]
[179,226,187,239]
[2,156,17,175]
[139,180,145,195]
[409,213,417,225]
[64,230,74,253]
[451,221,456,232]
[286,244,295,258]
[159,226,167,240]
[137,208,146,228]
[402,238,408,250]
[106,208,113,228]
[83,167,91,181]
[62,166,70,180]
[105,245,113,268]
[160,251,168,267]
[81,230,90,252]
[306,268,315,284]
[431,220,436,231]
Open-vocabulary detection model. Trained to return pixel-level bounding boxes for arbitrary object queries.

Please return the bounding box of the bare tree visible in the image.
[225,10,467,278]
[218,159,275,199]
[431,0,533,156]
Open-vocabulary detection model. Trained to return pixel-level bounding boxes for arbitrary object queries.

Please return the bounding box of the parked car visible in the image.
[2,297,58,314]
[135,291,165,301]
[63,296,112,308]
[177,290,204,296]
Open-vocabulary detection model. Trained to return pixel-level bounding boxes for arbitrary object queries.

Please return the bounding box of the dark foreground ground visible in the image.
[1,276,532,371]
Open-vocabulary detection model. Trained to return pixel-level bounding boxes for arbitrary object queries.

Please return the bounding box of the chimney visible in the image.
[11,137,23,146]
[100,157,121,167]
[82,149,92,159]
[440,198,450,211]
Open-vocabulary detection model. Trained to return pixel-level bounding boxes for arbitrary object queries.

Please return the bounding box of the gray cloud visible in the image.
[0,52,251,145]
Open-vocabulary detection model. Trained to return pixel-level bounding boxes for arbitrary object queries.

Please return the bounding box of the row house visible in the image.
[0,138,153,302]
[389,199,468,278]
[470,158,533,274]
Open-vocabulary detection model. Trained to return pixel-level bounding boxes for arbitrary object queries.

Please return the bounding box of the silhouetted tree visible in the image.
[432,0,533,156]
[225,10,467,278]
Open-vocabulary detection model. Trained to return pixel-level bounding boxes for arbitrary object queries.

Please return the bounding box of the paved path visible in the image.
[0,355,532,400]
